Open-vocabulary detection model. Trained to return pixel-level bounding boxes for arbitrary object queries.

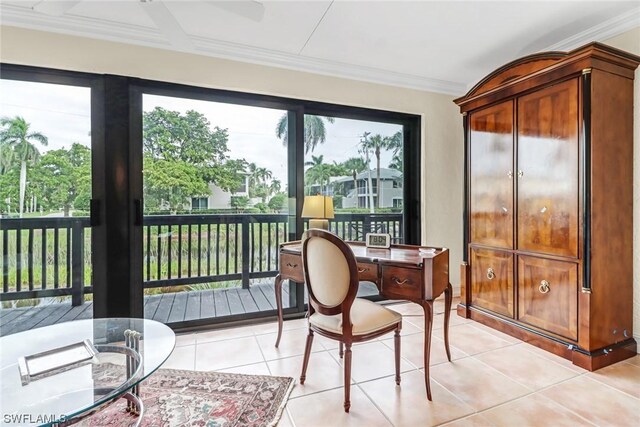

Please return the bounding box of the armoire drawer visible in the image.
[517,256,578,341]
[470,247,514,317]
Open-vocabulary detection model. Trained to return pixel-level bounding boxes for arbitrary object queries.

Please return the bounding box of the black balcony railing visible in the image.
[0,213,402,306]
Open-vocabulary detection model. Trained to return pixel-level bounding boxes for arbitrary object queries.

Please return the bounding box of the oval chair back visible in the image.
[302,229,359,331]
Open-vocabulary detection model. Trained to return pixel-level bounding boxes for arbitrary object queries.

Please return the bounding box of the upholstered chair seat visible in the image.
[309,298,401,336]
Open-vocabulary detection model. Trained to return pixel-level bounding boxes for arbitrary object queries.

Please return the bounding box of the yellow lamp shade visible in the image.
[301,195,334,219]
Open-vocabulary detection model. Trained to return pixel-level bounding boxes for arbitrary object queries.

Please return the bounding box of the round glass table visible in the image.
[0,318,175,426]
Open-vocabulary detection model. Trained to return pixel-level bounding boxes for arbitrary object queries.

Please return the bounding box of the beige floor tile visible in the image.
[474,345,578,390]
[480,393,593,427]
[268,351,348,398]
[277,409,295,427]
[465,322,521,344]
[256,328,326,361]
[430,357,530,411]
[162,344,196,370]
[624,354,640,367]
[195,336,264,371]
[196,324,254,344]
[441,413,495,427]
[217,361,271,375]
[331,341,415,383]
[388,302,424,316]
[287,386,392,427]
[446,324,514,356]
[588,361,640,398]
[517,342,586,373]
[545,376,640,426]
[405,312,472,332]
[359,370,475,426]
[381,333,467,369]
[174,332,197,347]
[252,317,309,336]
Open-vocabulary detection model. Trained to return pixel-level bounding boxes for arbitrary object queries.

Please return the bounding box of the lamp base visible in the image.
[308,219,329,230]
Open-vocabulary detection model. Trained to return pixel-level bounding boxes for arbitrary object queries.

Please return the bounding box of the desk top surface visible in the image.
[280,241,447,267]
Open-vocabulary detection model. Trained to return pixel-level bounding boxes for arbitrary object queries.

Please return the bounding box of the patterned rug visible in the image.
[77,365,294,427]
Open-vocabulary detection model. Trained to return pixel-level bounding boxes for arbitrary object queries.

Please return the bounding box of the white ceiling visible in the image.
[1,1,639,95]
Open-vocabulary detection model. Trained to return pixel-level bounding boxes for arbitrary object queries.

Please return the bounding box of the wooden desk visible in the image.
[274,240,452,400]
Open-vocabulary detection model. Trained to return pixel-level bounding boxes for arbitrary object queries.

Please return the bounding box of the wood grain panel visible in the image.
[470,247,513,317]
[517,79,579,257]
[518,255,578,341]
[469,101,514,249]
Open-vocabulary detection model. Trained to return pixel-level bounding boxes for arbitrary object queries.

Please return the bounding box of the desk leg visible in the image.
[274,274,284,348]
[444,282,453,362]
[421,300,434,401]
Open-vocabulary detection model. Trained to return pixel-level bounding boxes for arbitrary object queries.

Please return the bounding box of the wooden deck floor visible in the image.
[0,282,380,336]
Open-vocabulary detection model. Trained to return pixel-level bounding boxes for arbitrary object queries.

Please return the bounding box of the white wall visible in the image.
[0,26,464,288]
[603,27,640,346]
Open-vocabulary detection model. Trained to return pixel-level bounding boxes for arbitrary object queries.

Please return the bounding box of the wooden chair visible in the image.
[300,229,402,412]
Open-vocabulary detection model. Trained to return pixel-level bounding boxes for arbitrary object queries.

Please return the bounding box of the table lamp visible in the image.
[301,195,334,230]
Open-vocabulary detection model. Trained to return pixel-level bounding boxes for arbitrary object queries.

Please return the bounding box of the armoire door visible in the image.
[517,79,579,257]
[470,247,514,317]
[469,100,514,249]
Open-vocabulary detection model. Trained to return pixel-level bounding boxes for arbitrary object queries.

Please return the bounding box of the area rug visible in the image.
[77,365,294,427]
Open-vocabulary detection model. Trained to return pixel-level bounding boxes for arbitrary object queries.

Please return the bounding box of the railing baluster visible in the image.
[146,224,151,281]
[156,225,162,281]
[54,228,59,288]
[71,220,84,306]
[41,228,47,290]
[216,223,220,275]
[66,227,71,288]
[234,222,238,273]
[27,228,34,290]
[167,224,172,279]
[15,229,22,292]
[241,216,250,289]
[2,228,8,293]
[267,222,272,271]
[177,225,182,278]
[225,223,230,275]
[187,224,192,277]
[207,224,211,275]
[197,224,202,276]
[258,222,263,272]
[274,221,280,266]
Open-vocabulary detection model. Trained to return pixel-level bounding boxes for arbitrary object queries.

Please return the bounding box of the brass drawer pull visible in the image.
[539,280,550,294]
[392,277,409,285]
[487,268,495,280]
[286,262,298,268]
[358,267,370,273]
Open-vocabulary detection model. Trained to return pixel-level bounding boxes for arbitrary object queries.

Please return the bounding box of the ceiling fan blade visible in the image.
[206,1,265,22]
[32,0,81,16]
[139,0,194,51]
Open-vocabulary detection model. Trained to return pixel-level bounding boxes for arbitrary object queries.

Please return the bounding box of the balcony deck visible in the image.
[0,281,380,336]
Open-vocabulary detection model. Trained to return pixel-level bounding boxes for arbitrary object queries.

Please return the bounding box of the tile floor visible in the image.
[166,298,640,427]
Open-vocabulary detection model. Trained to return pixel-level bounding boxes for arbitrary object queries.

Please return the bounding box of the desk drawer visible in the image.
[357,262,378,282]
[280,253,304,282]
[381,265,423,300]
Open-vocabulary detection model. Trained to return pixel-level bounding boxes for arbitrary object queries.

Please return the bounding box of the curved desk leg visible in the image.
[274,274,284,348]
[421,300,434,401]
[444,282,453,362]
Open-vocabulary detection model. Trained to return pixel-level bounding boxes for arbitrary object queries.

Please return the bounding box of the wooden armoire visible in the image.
[454,42,639,370]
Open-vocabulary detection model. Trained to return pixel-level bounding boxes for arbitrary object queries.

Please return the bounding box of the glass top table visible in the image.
[0,318,175,426]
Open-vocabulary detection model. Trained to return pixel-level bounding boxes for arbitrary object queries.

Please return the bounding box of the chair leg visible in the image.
[394,325,401,385]
[300,329,314,385]
[343,343,352,413]
[339,341,344,358]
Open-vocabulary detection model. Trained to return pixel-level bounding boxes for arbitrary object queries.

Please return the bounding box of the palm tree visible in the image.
[275,114,335,154]
[387,131,403,171]
[0,116,48,217]
[269,179,282,194]
[0,140,14,175]
[360,132,398,208]
[304,155,332,195]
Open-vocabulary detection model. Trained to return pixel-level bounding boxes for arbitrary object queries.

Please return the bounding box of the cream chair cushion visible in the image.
[309,298,402,336]
[305,236,350,307]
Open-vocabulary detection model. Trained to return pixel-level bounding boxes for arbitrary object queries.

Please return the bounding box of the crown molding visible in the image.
[0,4,465,95]
[541,7,640,52]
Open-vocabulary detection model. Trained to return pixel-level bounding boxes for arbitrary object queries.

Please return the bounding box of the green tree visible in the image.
[0,116,48,217]
[360,132,398,208]
[304,155,332,195]
[387,131,403,172]
[275,114,335,154]
[268,192,286,212]
[230,195,250,212]
[247,162,273,199]
[143,107,244,212]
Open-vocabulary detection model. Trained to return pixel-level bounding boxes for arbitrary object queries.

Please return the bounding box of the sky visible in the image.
[0,79,402,186]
